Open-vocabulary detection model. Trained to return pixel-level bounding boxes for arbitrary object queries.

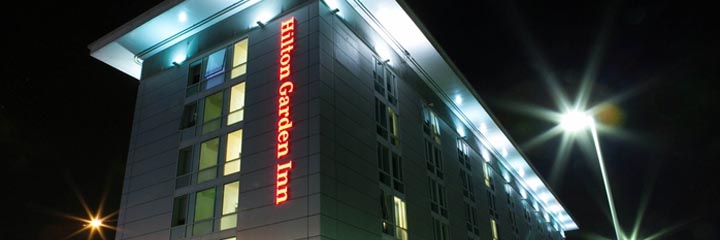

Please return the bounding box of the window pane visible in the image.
[227,82,246,125]
[180,103,197,129]
[203,92,223,134]
[231,39,248,79]
[203,92,223,123]
[222,181,240,215]
[393,196,408,240]
[171,196,188,226]
[225,130,242,175]
[199,138,219,170]
[177,147,192,176]
[194,188,216,221]
[205,49,226,79]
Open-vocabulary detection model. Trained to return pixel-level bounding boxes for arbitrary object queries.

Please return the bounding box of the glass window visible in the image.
[227,82,246,125]
[171,195,188,226]
[393,196,408,240]
[187,62,202,96]
[202,92,223,134]
[193,188,216,235]
[176,147,193,188]
[180,102,197,130]
[231,39,248,79]
[198,138,219,183]
[490,219,499,240]
[220,181,239,230]
[204,49,226,90]
[224,129,242,175]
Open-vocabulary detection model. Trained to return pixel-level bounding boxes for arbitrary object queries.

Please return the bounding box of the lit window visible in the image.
[227,82,246,125]
[387,107,398,145]
[231,39,248,79]
[220,181,239,230]
[490,219,499,240]
[193,188,216,235]
[198,138,219,183]
[423,108,441,143]
[202,92,223,134]
[204,49,226,89]
[224,129,242,175]
[393,196,408,240]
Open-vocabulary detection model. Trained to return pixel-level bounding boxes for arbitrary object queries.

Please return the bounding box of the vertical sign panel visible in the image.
[276,17,296,205]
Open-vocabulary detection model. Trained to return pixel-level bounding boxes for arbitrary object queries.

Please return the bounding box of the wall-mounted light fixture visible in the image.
[172,61,181,67]
[331,8,340,14]
[256,21,265,28]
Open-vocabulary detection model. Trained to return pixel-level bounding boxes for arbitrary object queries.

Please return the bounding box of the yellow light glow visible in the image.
[90,218,102,228]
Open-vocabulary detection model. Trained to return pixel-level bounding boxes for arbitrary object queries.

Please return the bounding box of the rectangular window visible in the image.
[171,195,188,226]
[373,56,385,95]
[423,108,441,143]
[176,146,193,188]
[460,170,474,200]
[425,140,443,179]
[380,190,393,235]
[385,67,397,105]
[198,138,219,183]
[490,219,499,240]
[231,39,248,79]
[378,143,391,186]
[193,188,216,235]
[375,99,388,139]
[465,204,479,235]
[227,82,246,125]
[187,61,202,96]
[429,178,448,217]
[483,162,493,190]
[387,107,399,145]
[180,102,198,130]
[224,129,242,175]
[432,217,449,240]
[393,196,408,240]
[220,181,239,230]
[202,91,223,134]
[204,49,226,90]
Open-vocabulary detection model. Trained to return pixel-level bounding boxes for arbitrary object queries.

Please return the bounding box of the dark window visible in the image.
[171,195,188,226]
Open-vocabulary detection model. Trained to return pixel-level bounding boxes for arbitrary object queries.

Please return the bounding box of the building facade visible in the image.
[89,0,578,239]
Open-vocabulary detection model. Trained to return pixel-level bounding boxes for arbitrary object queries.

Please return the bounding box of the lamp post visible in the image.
[560,111,622,240]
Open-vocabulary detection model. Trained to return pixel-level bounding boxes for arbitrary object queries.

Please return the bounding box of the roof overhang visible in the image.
[88,0,265,79]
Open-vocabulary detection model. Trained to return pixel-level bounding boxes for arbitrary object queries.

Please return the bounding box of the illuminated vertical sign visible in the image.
[276,17,295,205]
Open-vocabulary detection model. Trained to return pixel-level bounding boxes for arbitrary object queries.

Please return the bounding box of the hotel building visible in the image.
[89,0,578,239]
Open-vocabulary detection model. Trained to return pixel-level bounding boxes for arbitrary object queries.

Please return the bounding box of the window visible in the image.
[429,178,448,217]
[393,196,408,240]
[198,138,219,183]
[465,205,480,235]
[457,140,472,170]
[375,98,399,145]
[193,188,216,235]
[231,39,248,79]
[460,171,475,200]
[187,62,202,96]
[227,82,246,125]
[202,91,224,134]
[220,181,239,230]
[224,130,242,175]
[380,190,393,235]
[425,140,443,179]
[180,102,198,130]
[490,219,499,240]
[372,56,398,105]
[204,49,227,90]
[377,143,404,193]
[432,217,449,240]
[423,107,441,143]
[484,162,494,190]
[171,195,188,226]
[176,147,193,188]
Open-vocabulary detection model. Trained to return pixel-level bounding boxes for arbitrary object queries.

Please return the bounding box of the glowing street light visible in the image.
[89,218,103,228]
[560,110,622,240]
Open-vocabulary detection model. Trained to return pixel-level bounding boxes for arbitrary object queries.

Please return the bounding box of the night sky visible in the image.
[2,0,718,239]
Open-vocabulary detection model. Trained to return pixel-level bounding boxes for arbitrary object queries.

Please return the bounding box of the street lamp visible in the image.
[560,110,622,240]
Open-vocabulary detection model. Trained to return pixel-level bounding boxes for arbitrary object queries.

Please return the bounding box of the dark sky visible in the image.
[2,0,718,239]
